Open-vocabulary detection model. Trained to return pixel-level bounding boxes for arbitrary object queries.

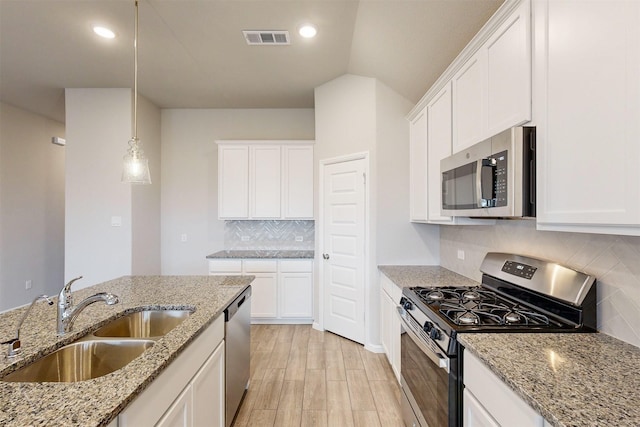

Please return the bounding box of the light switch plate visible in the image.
[111,216,122,227]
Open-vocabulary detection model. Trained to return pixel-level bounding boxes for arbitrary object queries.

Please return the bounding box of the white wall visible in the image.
[0,103,65,310]
[160,108,315,275]
[65,89,161,289]
[314,74,440,350]
[132,96,161,275]
[375,80,440,265]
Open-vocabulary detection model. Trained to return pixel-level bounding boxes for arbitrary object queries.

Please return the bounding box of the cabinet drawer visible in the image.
[380,273,402,302]
[279,260,313,272]
[243,260,278,273]
[209,259,242,274]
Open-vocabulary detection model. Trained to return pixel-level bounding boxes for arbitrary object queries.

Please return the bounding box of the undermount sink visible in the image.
[92,310,192,338]
[1,339,154,383]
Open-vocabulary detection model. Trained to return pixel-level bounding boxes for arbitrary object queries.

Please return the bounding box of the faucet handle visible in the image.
[1,338,21,357]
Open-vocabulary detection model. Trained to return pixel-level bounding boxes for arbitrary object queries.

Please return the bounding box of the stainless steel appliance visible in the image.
[440,127,536,218]
[398,253,596,427]
[224,286,251,427]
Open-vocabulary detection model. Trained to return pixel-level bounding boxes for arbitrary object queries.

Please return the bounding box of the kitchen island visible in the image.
[0,275,253,427]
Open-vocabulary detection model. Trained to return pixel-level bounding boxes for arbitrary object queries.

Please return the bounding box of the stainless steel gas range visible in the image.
[397,252,597,427]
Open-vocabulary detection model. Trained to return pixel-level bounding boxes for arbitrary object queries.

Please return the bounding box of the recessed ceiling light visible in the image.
[299,24,317,39]
[93,26,116,39]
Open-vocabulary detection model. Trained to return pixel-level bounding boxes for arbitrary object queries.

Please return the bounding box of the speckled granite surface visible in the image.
[0,275,253,427]
[459,333,640,427]
[378,265,480,288]
[207,249,314,259]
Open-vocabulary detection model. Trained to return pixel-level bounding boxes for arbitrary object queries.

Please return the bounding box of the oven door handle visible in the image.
[396,306,450,373]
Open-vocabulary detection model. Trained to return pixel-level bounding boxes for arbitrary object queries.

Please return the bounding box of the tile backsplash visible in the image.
[440,219,640,348]
[225,220,315,250]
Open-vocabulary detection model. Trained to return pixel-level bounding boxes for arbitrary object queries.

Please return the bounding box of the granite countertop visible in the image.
[459,333,640,426]
[0,275,253,427]
[378,265,480,288]
[207,249,314,259]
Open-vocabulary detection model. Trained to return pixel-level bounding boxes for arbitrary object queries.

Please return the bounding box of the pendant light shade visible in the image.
[122,0,151,185]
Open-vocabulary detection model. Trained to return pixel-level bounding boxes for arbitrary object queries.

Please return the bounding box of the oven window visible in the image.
[442,161,477,210]
[401,330,450,426]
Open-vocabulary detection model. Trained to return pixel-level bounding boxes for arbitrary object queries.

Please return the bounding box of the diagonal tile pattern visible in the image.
[225,220,315,251]
[440,219,640,348]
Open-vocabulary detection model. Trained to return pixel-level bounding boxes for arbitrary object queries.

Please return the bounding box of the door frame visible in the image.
[316,151,372,348]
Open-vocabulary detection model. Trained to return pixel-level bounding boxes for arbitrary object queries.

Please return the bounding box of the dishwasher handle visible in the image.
[225,286,252,321]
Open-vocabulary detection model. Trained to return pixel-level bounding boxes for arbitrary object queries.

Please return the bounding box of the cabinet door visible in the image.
[452,50,486,152]
[485,0,531,136]
[279,272,313,318]
[249,273,278,318]
[426,82,455,224]
[283,145,314,219]
[250,145,281,219]
[534,0,640,234]
[463,389,500,427]
[218,145,249,219]
[156,386,192,427]
[192,341,225,427]
[409,107,428,222]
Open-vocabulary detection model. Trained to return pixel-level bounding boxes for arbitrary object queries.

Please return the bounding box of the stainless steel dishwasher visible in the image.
[224,286,251,427]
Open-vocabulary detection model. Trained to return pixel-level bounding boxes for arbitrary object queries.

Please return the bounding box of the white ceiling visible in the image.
[0,0,503,123]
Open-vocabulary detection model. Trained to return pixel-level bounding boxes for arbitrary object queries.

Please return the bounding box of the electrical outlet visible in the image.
[180,234,187,242]
[295,236,304,242]
[241,236,250,242]
[25,280,32,290]
[457,249,465,260]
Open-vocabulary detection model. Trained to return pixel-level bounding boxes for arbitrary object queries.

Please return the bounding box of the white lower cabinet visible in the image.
[463,350,545,427]
[209,258,313,323]
[118,316,225,427]
[380,272,402,383]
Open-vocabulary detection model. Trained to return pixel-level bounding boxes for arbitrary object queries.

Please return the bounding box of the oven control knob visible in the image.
[403,300,413,311]
[429,328,441,340]
[423,321,433,333]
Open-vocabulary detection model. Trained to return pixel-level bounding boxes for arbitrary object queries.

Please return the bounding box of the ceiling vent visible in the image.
[243,30,290,45]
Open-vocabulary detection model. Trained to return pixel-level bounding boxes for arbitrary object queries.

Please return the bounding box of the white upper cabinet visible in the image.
[217,141,314,220]
[452,50,486,153]
[282,145,314,218]
[218,145,249,218]
[485,0,531,136]
[534,0,640,235]
[427,83,455,224]
[250,145,281,219]
[409,107,428,222]
[451,0,531,153]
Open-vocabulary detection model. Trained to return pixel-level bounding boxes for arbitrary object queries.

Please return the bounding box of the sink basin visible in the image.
[1,339,154,382]
[93,310,192,338]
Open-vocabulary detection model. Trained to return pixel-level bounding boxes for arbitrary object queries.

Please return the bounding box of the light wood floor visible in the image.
[232,324,404,427]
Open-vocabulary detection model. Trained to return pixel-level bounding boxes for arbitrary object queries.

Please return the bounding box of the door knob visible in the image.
[322,253,330,260]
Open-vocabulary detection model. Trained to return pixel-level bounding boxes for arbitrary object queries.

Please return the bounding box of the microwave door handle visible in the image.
[475,159,484,208]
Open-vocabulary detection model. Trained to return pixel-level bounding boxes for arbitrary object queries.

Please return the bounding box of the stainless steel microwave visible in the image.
[440,126,535,218]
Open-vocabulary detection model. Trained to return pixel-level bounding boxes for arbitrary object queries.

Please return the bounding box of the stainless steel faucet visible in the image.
[2,294,54,358]
[57,276,119,335]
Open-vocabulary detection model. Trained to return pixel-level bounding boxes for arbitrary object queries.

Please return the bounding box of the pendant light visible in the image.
[122,0,151,184]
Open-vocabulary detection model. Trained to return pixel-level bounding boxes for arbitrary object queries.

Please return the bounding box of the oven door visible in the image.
[398,306,457,427]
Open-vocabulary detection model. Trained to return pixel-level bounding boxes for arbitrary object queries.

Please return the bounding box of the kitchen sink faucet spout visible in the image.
[57,276,119,335]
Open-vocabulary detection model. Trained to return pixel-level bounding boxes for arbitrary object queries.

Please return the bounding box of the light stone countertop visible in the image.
[207,249,314,259]
[0,275,253,427]
[459,333,640,426]
[378,265,480,288]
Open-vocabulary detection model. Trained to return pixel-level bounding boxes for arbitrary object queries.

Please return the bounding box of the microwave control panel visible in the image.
[493,150,508,207]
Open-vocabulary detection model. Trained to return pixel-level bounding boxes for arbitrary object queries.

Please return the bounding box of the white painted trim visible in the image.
[317,152,370,344]
[364,344,385,354]
[312,321,324,332]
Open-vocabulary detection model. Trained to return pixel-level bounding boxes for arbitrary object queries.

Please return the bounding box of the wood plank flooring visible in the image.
[232,324,404,427]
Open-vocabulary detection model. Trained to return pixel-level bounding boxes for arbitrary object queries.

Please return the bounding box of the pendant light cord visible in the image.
[133,0,138,139]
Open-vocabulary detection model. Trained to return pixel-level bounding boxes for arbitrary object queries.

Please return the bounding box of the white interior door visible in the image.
[322,158,366,344]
